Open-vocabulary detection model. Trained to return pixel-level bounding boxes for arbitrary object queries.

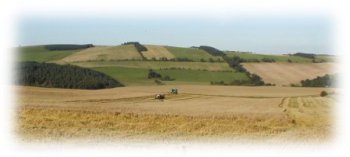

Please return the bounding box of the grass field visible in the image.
[58,45,143,63]
[165,46,224,62]
[92,67,154,86]
[72,61,233,71]
[92,66,247,86]
[157,69,248,84]
[16,85,335,142]
[225,51,330,63]
[17,46,80,62]
[242,63,335,86]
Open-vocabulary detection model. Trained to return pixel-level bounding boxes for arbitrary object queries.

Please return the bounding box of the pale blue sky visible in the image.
[18,15,332,54]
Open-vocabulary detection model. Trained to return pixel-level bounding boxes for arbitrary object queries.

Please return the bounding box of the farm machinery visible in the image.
[154,88,178,100]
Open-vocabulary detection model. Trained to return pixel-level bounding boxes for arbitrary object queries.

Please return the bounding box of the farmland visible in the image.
[16,85,335,141]
[242,63,335,86]
[225,51,335,63]
[71,60,233,71]
[142,45,176,60]
[58,45,143,63]
[17,46,80,62]
[165,46,224,62]
[15,44,337,142]
[92,67,247,86]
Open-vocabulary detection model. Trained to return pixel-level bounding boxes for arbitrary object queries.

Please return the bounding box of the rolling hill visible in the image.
[165,46,224,62]
[242,62,335,86]
[17,44,336,87]
[141,45,176,60]
[71,61,233,71]
[16,44,337,141]
[17,45,80,62]
[225,51,335,63]
[58,45,143,63]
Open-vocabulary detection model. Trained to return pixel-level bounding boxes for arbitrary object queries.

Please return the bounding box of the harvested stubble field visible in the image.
[16,85,335,142]
[58,45,143,63]
[142,45,176,60]
[242,63,336,86]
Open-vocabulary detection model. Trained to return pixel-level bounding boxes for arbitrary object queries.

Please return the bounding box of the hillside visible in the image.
[58,45,143,62]
[18,45,80,62]
[71,61,233,71]
[141,45,176,60]
[92,67,248,86]
[165,46,224,62]
[225,51,335,63]
[242,63,335,86]
[17,44,336,87]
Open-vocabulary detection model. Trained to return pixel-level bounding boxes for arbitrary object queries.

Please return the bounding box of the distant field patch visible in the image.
[225,52,323,63]
[157,69,248,84]
[142,45,175,60]
[92,67,154,86]
[72,61,232,72]
[18,46,79,62]
[165,46,224,62]
[59,45,143,62]
[316,55,336,62]
[242,63,336,86]
[92,66,246,86]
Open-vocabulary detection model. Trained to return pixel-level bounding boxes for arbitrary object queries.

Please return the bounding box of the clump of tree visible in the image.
[210,75,265,86]
[148,69,175,81]
[300,74,336,87]
[225,56,265,85]
[196,45,266,86]
[198,45,225,56]
[148,69,162,79]
[249,73,265,85]
[122,42,147,52]
[261,58,276,62]
[44,44,94,51]
[17,61,123,89]
[159,57,168,61]
[161,75,175,81]
[225,56,245,71]
[176,57,194,62]
[320,91,328,97]
[211,80,251,86]
[292,52,315,59]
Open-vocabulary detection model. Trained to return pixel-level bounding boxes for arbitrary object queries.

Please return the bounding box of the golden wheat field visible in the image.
[142,45,176,60]
[242,63,336,86]
[58,45,143,63]
[16,85,336,142]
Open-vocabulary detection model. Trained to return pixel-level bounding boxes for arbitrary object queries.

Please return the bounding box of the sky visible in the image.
[18,15,332,54]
